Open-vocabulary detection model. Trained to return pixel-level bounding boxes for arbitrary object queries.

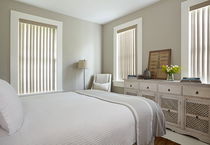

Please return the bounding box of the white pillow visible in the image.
[0,79,23,135]
[93,82,109,91]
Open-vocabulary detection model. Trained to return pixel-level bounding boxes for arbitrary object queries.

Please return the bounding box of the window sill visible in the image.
[113,80,124,87]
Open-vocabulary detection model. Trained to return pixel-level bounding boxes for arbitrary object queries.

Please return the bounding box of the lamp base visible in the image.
[83,69,86,90]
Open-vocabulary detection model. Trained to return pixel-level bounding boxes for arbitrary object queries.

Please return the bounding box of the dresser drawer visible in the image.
[159,94,181,127]
[141,91,157,102]
[124,88,138,96]
[124,81,139,89]
[183,86,210,98]
[140,82,157,92]
[185,97,210,135]
[159,84,182,95]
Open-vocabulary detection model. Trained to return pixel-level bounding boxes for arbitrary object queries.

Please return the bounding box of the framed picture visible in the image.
[148,49,171,79]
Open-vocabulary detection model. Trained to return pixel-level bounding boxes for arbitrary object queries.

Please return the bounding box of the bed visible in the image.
[0,90,165,145]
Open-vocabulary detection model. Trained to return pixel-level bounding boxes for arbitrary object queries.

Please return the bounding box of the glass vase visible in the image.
[167,73,174,81]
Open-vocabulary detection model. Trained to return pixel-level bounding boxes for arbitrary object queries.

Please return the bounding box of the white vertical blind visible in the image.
[117,28,137,80]
[189,6,210,83]
[18,20,57,94]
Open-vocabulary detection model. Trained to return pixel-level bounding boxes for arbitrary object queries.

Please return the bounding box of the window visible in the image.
[11,11,63,95]
[189,2,210,83]
[18,19,57,94]
[117,25,137,81]
[113,18,142,86]
[182,0,210,83]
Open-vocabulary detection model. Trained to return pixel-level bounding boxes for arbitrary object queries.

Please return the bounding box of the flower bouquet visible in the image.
[162,65,181,81]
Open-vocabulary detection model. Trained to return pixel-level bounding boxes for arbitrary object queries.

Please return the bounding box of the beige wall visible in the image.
[0,0,102,91]
[102,0,182,93]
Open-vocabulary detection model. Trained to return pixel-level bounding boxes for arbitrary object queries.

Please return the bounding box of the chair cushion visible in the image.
[93,82,109,91]
[0,79,24,135]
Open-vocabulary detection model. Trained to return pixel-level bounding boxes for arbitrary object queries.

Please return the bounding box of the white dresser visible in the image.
[124,79,210,144]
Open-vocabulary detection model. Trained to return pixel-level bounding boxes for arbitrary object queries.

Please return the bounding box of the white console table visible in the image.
[124,79,210,144]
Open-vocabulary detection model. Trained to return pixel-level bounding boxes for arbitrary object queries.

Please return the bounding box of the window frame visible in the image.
[113,18,142,87]
[181,0,207,78]
[10,10,63,94]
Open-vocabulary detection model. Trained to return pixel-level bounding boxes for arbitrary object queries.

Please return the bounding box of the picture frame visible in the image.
[148,49,171,79]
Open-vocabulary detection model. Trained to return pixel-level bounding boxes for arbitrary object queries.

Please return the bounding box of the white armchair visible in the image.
[91,74,112,92]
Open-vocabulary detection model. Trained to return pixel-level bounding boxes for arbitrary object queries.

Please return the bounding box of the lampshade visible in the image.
[78,59,88,69]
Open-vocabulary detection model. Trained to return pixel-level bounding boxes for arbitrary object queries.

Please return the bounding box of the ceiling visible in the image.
[16,0,159,24]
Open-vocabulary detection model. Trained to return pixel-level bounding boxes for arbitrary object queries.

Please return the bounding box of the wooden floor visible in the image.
[133,136,180,145]
[155,137,180,145]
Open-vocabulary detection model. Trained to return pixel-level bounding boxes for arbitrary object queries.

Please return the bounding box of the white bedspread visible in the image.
[76,90,166,145]
[0,91,136,145]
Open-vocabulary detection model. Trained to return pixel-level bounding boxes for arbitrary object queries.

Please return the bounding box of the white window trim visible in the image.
[10,10,63,93]
[181,0,207,78]
[113,18,142,87]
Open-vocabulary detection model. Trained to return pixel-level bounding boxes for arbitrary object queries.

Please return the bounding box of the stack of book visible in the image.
[127,75,137,79]
[181,77,202,83]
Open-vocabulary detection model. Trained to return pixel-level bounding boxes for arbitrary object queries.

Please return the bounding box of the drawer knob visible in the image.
[168,89,171,92]
[196,116,199,119]
[147,86,150,89]
[130,85,132,87]
[168,109,170,112]
[195,91,199,95]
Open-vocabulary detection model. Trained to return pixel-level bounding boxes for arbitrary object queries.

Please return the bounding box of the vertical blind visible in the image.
[18,19,57,95]
[117,26,137,80]
[189,5,210,83]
